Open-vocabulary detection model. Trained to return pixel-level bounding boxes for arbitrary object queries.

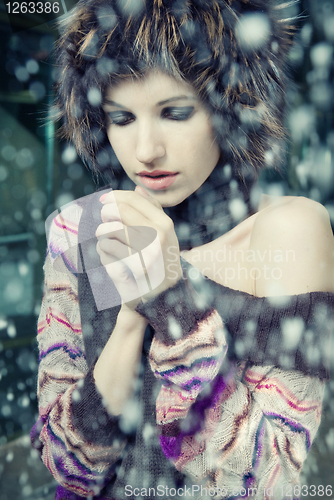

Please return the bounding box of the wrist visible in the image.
[118,304,149,331]
[143,261,183,301]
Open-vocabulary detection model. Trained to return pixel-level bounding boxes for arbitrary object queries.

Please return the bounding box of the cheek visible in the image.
[107,129,131,165]
[171,124,219,173]
[106,127,116,152]
[194,124,220,164]
[176,121,213,151]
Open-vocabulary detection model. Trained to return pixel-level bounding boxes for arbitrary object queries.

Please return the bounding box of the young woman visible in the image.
[31,1,334,499]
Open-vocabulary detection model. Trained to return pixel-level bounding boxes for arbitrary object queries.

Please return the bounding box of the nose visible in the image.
[135,122,165,164]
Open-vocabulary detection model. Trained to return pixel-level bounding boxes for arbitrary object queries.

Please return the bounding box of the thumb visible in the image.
[135,185,162,210]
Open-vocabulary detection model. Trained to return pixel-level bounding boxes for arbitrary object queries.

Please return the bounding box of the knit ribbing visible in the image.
[137,260,334,379]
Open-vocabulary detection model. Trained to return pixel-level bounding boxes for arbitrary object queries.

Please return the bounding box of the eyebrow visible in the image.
[103,95,197,109]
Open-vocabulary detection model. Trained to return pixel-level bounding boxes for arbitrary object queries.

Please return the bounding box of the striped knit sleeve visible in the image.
[31,205,127,498]
[137,277,329,499]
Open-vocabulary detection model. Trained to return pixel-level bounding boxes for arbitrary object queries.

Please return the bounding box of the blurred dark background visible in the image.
[0,0,333,498]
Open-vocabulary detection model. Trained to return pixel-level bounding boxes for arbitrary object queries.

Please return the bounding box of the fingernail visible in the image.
[99,193,107,203]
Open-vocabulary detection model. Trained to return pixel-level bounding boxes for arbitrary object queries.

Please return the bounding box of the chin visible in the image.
[153,190,190,208]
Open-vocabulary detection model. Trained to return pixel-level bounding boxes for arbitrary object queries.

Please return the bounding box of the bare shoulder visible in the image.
[255,195,330,227]
[253,196,333,248]
[249,196,334,296]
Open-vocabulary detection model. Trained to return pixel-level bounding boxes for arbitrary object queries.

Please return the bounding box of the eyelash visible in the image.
[162,107,195,121]
[106,107,195,127]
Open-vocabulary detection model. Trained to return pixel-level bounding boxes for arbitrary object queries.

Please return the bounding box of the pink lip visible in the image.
[137,171,178,190]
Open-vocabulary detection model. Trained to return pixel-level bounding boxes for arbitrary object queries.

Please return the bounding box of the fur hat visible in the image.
[55,0,295,182]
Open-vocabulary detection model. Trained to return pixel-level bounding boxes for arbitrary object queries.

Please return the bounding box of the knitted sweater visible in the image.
[31,199,334,500]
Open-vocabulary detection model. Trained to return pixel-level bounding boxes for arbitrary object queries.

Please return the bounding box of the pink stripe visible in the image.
[54,217,78,235]
[158,406,188,419]
[255,382,319,412]
[244,374,265,385]
[266,463,281,497]
[37,323,45,334]
[41,309,82,334]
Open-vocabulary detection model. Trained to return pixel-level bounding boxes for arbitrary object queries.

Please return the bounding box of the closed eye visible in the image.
[161,106,195,121]
[106,106,195,126]
[106,111,134,126]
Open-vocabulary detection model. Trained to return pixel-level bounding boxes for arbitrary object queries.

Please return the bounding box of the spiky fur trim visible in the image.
[55,0,296,180]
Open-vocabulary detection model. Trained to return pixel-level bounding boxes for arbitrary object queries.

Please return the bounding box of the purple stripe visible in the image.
[160,372,217,392]
[48,244,77,274]
[56,485,83,500]
[264,412,311,450]
[160,372,229,459]
[254,418,265,470]
[47,423,110,479]
[245,474,256,488]
[54,453,91,485]
[39,343,83,361]
[158,355,224,382]
[32,417,107,491]
[56,485,110,500]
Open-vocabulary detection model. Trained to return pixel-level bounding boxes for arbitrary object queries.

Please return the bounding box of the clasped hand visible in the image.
[95,186,182,308]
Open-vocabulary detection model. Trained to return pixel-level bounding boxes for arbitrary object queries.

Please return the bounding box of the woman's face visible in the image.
[103,71,220,207]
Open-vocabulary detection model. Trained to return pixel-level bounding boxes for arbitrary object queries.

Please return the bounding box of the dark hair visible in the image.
[55,0,295,182]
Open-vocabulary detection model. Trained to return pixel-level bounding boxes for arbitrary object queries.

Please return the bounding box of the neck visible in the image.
[164,163,256,250]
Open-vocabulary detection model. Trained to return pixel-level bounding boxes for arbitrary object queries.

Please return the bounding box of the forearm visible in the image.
[33,258,129,496]
[93,305,148,415]
[136,268,330,495]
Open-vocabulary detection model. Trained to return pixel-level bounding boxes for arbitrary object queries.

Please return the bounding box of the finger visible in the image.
[101,200,148,227]
[106,263,147,305]
[102,190,167,228]
[103,260,142,305]
[99,190,116,204]
[101,202,122,223]
[98,236,134,260]
[100,187,161,212]
[135,185,163,210]
[97,225,157,254]
[96,221,124,238]
[103,196,172,234]
[97,241,151,297]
